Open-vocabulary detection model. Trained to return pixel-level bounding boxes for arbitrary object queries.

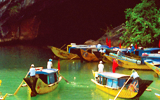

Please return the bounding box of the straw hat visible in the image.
[132,69,135,73]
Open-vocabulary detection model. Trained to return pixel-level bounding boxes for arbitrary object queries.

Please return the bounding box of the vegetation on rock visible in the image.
[120,0,160,47]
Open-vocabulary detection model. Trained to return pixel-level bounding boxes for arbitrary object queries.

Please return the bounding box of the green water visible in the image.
[0,45,160,100]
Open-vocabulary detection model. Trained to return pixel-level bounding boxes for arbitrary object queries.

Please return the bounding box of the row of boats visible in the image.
[8,44,160,99]
[49,44,160,74]
[47,44,160,99]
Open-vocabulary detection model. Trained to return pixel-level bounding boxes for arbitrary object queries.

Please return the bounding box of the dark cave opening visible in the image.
[32,0,141,47]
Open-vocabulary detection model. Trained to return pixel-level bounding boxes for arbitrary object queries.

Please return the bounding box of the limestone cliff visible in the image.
[0,0,140,46]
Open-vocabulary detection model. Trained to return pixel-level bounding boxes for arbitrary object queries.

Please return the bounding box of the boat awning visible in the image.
[35,69,58,75]
[98,72,129,80]
[143,48,160,51]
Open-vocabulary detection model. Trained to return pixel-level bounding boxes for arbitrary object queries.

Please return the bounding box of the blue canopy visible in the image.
[29,68,58,75]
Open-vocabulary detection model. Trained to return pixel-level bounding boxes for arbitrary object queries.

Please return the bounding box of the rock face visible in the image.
[0,0,64,44]
[0,0,140,46]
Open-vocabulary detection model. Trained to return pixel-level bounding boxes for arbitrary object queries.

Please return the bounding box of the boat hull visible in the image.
[91,70,153,99]
[24,76,62,96]
[155,93,160,99]
[103,53,151,70]
[144,60,160,75]
[80,49,99,62]
[50,46,80,59]
[91,79,137,98]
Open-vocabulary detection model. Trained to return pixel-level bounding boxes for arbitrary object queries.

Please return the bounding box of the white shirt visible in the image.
[117,50,121,56]
[47,61,52,69]
[131,71,139,79]
[99,49,106,53]
[29,68,36,76]
[98,64,104,73]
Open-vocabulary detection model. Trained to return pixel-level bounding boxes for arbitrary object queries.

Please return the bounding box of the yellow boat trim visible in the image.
[35,76,62,94]
[91,79,137,98]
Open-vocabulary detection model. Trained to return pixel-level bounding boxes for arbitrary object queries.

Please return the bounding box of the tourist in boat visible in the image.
[128,69,141,96]
[95,61,104,82]
[130,69,141,81]
[125,47,131,56]
[29,64,36,78]
[130,44,135,54]
[117,49,123,56]
[98,61,104,73]
[47,58,53,69]
[99,48,106,53]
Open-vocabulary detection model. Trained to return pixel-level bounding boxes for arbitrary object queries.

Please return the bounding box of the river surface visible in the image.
[0,45,160,100]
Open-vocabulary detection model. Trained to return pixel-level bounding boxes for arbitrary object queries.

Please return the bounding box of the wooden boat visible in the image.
[142,53,160,64]
[79,49,99,62]
[135,48,160,56]
[49,46,80,60]
[144,59,160,75]
[91,70,153,99]
[103,53,151,70]
[24,68,62,97]
[155,93,160,99]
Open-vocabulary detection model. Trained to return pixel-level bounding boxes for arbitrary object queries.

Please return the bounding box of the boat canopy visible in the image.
[35,69,58,75]
[98,72,129,80]
[143,48,160,51]
[97,72,130,88]
[136,48,160,56]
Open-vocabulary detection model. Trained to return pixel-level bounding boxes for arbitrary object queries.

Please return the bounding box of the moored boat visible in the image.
[144,59,160,75]
[142,53,160,63]
[103,53,151,70]
[24,68,62,97]
[49,46,80,60]
[155,93,160,99]
[79,49,99,62]
[91,70,153,99]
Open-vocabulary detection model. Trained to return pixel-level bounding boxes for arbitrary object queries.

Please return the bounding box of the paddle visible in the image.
[149,86,160,92]
[59,73,69,83]
[113,75,131,100]
[60,44,66,49]
[70,55,77,60]
[14,71,30,95]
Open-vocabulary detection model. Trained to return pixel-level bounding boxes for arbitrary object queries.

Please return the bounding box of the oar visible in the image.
[113,76,131,100]
[3,93,8,99]
[59,73,69,83]
[14,71,30,95]
[60,44,66,49]
[70,55,78,60]
[149,86,160,92]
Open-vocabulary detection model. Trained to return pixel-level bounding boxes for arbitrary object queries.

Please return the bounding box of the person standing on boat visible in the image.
[99,48,106,60]
[130,44,135,54]
[47,58,53,69]
[29,64,36,78]
[130,69,141,80]
[125,47,131,56]
[117,49,123,56]
[128,69,141,99]
[98,61,104,73]
[95,61,104,82]
[99,48,106,53]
